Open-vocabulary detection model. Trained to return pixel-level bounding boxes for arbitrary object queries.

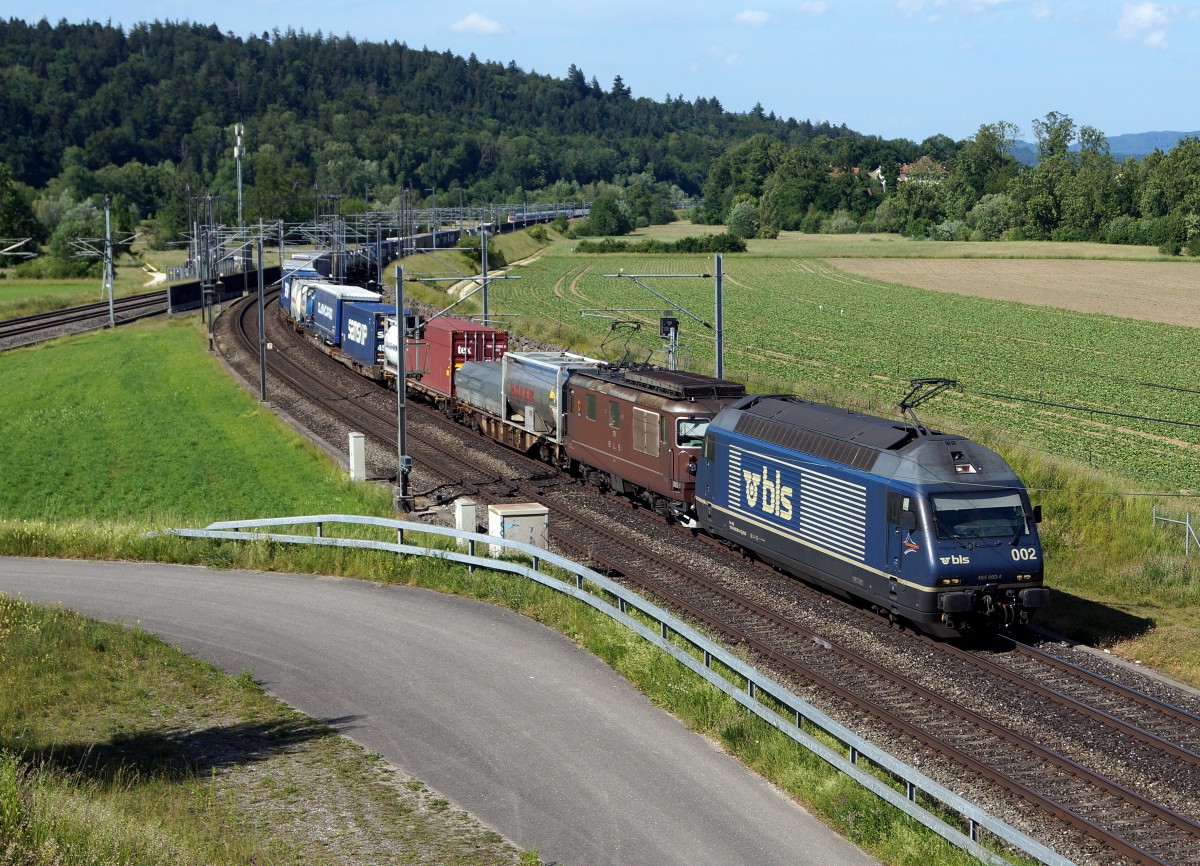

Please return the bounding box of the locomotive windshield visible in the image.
[931,492,1026,539]
[677,418,709,448]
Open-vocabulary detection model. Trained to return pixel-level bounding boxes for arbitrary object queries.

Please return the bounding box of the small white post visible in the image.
[348,432,366,482]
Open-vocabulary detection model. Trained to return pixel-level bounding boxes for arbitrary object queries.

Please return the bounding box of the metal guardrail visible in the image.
[155,513,1074,866]
[1152,506,1200,556]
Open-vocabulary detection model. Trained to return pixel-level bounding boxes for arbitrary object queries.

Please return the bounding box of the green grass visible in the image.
[0,279,111,320]
[0,261,167,321]
[0,558,1000,866]
[0,257,1194,864]
[0,593,527,866]
[0,318,393,523]
[489,228,548,265]
[0,312,1008,866]
[480,249,1200,491]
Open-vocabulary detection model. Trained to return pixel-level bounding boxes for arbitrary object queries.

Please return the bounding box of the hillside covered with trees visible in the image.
[0,19,895,224]
[1,17,1198,270]
[699,117,1200,253]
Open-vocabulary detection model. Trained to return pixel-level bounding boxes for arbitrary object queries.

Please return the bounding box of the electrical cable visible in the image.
[973,390,1200,429]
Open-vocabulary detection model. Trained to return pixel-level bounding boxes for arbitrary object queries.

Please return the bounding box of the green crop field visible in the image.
[482,248,1200,494]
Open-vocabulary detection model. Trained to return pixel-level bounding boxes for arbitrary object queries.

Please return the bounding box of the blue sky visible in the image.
[22,1,1200,143]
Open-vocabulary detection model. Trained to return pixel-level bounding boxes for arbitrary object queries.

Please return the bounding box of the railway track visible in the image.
[0,289,168,347]
[224,291,1200,866]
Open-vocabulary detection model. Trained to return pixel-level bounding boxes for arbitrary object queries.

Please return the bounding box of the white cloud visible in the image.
[796,2,828,15]
[1116,2,1170,46]
[1030,3,1050,21]
[734,9,770,27]
[896,0,1029,17]
[708,46,744,66]
[450,12,502,35]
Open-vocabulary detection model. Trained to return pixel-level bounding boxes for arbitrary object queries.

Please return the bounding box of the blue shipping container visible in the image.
[309,285,382,344]
[340,302,394,366]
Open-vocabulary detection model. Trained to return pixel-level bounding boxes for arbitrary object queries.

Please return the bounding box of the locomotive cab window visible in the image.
[586,394,596,421]
[609,401,620,428]
[677,418,709,448]
[931,492,1026,539]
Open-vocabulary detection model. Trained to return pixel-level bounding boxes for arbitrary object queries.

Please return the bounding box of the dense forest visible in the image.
[0,19,894,218]
[699,120,1200,253]
[1,17,1198,274]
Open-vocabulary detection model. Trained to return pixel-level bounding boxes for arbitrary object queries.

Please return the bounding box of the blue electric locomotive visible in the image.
[693,394,1049,636]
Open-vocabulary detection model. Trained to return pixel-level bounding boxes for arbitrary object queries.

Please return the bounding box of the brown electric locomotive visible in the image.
[563,367,745,522]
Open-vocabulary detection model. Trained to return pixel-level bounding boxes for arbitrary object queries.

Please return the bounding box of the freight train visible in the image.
[321,206,590,285]
[277,274,1047,637]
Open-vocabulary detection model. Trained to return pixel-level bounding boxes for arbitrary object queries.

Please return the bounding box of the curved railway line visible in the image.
[223,290,1200,866]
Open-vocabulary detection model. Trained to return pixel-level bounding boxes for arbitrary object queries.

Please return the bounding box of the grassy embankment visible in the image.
[0,314,1006,865]
[0,247,180,320]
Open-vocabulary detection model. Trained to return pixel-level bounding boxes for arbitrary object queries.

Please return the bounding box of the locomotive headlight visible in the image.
[1016,573,1036,581]
[937,578,962,586]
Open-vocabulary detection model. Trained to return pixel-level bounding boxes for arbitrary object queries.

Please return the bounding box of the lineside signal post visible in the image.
[595,256,725,375]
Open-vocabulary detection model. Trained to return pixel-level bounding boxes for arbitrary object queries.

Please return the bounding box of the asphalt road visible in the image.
[0,557,877,866]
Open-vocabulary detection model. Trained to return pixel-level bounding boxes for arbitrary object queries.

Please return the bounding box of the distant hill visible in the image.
[1010,130,1200,165]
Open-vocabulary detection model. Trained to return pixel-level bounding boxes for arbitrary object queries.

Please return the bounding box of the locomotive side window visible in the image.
[586,394,596,421]
[677,418,709,448]
[887,491,917,530]
[609,401,620,428]
[932,492,1025,539]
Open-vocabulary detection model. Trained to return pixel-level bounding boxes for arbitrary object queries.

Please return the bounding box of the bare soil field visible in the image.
[829,258,1200,327]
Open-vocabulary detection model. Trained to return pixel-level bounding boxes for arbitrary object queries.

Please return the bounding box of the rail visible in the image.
[154,513,1073,866]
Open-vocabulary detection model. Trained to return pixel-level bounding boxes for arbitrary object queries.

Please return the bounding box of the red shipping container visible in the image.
[408,317,508,398]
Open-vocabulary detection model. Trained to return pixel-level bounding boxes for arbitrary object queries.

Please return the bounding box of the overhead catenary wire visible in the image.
[718,266,1200,399]
[573,264,1200,496]
[972,389,1200,430]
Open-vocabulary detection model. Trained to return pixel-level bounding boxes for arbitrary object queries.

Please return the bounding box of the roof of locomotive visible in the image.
[710,395,1021,486]
[571,366,746,402]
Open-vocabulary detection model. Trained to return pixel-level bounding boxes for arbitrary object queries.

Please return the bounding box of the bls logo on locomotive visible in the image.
[743,467,794,521]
